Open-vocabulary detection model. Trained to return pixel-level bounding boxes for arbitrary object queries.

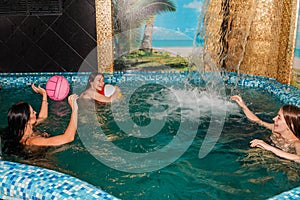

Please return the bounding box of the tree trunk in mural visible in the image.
[95,0,114,72]
[141,16,155,52]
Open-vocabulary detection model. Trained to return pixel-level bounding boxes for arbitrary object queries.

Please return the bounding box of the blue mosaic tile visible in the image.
[224,72,300,106]
[0,71,299,106]
[0,161,119,200]
[268,186,300,200]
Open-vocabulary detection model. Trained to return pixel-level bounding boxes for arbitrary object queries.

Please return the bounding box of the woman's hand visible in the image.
[112,86,122,101]
[32,84,47,96]
[68,94,79,111]
[250,139,300,162]
[230,95,246,109]
[250,139,272,151]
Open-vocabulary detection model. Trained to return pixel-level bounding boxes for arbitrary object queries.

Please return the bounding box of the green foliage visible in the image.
[114,49,190,71]
[131,0,176,25]
[291,68,300,88]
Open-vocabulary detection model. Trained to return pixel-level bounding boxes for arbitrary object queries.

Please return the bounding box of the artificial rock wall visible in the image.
[204,0,298,84]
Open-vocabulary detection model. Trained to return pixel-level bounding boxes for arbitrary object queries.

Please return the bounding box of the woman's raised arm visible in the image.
[231,95,273,130]
[32,84,48,123]
[28,94,79,146]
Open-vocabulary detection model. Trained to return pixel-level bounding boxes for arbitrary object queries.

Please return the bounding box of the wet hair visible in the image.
[85,72,104,90]
[282,104,300,138]
[2,102,30,155]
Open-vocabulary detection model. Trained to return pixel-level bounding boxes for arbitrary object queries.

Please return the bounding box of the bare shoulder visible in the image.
[294,140,300,147]
[80,89,92,99]
[293,140,300,156]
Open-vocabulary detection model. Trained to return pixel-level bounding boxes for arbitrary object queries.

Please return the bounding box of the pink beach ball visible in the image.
[46,76,70,101]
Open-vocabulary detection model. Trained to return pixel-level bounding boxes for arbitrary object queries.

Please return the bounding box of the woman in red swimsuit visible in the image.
[80,72,121,103]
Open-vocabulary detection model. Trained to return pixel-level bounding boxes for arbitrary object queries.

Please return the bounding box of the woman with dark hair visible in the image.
[231,95,300,162]
[2,84,78,156]
[80,72,121,103]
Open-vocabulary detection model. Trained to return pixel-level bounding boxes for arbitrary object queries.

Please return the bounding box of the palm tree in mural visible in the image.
[112,0,176,56]
[140,16,156,52]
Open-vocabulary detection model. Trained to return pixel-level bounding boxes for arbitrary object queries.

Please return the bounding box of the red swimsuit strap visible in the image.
[95,85,106,104]
[97,85,105,95]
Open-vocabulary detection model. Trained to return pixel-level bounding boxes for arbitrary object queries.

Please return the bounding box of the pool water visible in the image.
[0,82,299,200]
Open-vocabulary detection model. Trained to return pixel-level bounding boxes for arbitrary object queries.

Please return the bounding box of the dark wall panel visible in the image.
[0,0,97,72]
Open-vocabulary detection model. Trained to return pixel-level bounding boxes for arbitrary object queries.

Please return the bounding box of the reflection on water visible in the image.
[0,84,299,199]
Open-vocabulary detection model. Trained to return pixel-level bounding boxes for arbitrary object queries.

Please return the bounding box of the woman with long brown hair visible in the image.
[2,84,78,156]
[231,95,300,162]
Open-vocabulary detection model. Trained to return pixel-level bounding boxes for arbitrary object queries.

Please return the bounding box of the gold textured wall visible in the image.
[278,0,298,84]
[201,0,223,72]
[95,0,114,72]
[204,0,298,84]
[240,0,282,79]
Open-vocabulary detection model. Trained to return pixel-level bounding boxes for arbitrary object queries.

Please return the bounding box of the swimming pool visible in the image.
[0,71,300,199]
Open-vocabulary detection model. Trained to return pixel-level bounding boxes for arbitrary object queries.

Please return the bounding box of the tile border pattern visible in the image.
[0,161,119,200]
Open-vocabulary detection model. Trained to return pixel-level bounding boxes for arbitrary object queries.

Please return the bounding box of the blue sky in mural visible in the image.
[153,0,203,47]
[293,10,300,58]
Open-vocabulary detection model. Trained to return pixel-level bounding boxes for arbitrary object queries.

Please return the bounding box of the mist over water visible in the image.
[109,78,239,125]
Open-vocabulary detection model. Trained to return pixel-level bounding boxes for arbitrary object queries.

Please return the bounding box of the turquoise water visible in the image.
[0,83,300,200]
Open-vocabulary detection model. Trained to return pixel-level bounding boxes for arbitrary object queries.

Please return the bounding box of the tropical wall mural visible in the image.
[292,7,300,87]
[153,0,201,47]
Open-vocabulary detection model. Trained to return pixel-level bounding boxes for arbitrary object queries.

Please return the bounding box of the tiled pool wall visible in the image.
[224,72,300,107]
[1,71,299,106]
[0,71,299,200]
[0,161,119,200]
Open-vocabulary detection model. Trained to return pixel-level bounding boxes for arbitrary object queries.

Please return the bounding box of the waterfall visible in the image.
[191,0,257,94]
